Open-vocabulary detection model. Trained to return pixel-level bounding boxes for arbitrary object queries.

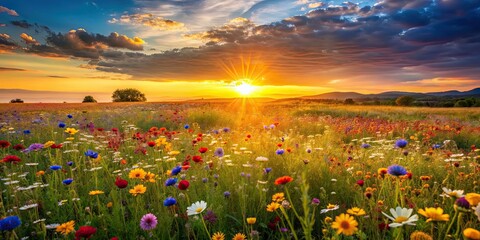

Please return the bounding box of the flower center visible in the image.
[196,207,203,213]
[394,216,408,223]
[340,221,350,229]
[448,192,457,197]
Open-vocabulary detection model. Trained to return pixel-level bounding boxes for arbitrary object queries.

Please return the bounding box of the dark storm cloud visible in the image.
[10,20,33,28]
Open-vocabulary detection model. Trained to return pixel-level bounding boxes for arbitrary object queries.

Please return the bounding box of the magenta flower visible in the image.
[140,213,158,231]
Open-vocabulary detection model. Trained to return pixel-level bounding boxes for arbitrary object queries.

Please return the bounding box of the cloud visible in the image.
[109,13,185,30]
[11,20,33,28]
[0,33,18,53]
[0,6,18,16]
[89,0,480,88]
[20,33,39,45]
[26,28,145,58]
[0,67,25,71]
[47,75,69,78]
[402,77,479,88]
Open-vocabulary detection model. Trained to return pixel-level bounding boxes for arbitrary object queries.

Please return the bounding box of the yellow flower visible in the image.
[65,128,79,135]
[66,137,74,141]
[331,213,358,236]
[129,168,147,180]
[129,184,147,196]
[410,231,433,240]
[211,232,225,240]
[106,202,113,208]
[168,150,180,156]
[232,233,246,240]
[324,217,333,223]
[418,207,449,222]
[155,137,167,146]
[246,217,256,224]
[56,220,75,235]
[144,172,156,183]
[272,192,285,203]
[266,202,280,212]
[466,193,480,206]
[347,207,366,216]
[464,228,480,240]
[43,141,55,148]
[89,190,104,196]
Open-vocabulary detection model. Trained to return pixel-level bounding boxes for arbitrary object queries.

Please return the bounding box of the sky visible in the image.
[1,0,480,102]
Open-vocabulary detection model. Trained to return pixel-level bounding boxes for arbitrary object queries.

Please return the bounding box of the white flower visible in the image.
[255,156,269,162]
[474,205,480,221]
[382,207,418,228]
[440,187,464,198]
[320,204,339,214]
[187,200,207,216]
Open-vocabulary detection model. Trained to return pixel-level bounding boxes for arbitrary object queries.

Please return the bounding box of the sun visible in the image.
[235,81,256,96]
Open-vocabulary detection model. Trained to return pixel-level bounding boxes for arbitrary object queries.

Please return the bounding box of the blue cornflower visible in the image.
[432,144,441,149]
[67,114,73,119]
[395,139,408,148]
[223,127,230,133]
[264,167,272,174]
[163,197,177,207]
[49,165,62,171]
[164,178,178,186]
[62,178,73,185]
[387,164,407,176]
[276,149,285,155]
[184,124,189,129]
[214,147,224,157]
[58,122,66,128]
[0,215,21,231]
[23,130,31,134]
[84,149,99,159]
[361,143,371,149]
[171,166,182,176]
[67,161,74,166]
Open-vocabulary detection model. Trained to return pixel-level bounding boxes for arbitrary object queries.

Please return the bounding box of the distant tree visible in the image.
[344,98,355,105]
[395,96,415,106]
[454,100,469,107]
[10,98,24,103]
[82,95,97,103]
[112,88,147,102]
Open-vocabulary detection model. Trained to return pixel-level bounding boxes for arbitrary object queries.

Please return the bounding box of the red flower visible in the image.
[0,140,11,148]
[199,147,208,153]
[2,155,21,164]
[178,180,190,190]
[356,179,364,187]
[192,155,203,163]
[75,226,97,240]
[274,176,293,185]
[12,144,25,151]
[111,237,119,240]
[115,177,128,189]
[147,141,155,147]
[50,143,63,149]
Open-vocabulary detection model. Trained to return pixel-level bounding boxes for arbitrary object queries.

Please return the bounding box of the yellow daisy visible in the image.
[331,213,358,236]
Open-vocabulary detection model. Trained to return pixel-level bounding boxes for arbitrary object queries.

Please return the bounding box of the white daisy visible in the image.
[474,205,480,221]
[320,204,339,214]
[440,187,464,198]
[187,200,207,216]
[382,207,418,228]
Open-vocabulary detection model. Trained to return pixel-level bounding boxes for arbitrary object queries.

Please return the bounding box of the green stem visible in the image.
[200,213,211,239]
[444,210,458,239]
[279,207,299,240]
[454,213,463,239]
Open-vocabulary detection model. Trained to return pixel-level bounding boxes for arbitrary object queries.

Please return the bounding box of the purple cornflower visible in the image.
[387,164,407,176]
[22,143,44,153]
[214,147,224,157]
[276,149,285,155]
[203,210,218,224]
[395,139,408,148]
[140,213,158,231]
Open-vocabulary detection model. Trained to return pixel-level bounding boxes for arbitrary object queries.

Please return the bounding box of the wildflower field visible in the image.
[1,101,479,240]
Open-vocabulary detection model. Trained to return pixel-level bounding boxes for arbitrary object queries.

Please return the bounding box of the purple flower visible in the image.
[58,122,66,128]
[164,178,178,186]
[22,143,44,153]
[276,149,285,155]
[140,213,158,231]
[223,191,231,198]
[387,164,407,176]
[361,143,371,149]
[67,114,73,119]
[223,127,230,133]
[264,167,272,174]
[311,198,320,205]
[395,139,408,148]
[203,210,218,224]
[214,147,224,157]
[455,197,470,209]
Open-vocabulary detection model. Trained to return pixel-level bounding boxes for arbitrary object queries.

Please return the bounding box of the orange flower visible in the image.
[275,176,293,185]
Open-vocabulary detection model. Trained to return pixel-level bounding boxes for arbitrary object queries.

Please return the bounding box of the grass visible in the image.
[0,101,479,239]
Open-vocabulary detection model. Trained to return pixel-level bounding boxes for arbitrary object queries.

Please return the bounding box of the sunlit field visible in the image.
[1,101,479,240]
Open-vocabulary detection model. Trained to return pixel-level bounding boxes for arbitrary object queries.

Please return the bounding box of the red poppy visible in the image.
[0,140,11,148]
[356,179,364,187]
[192,155,203,163]
[50,143,63,149]
[13,144,25,151]
[115,177,128,189]
[75,226,97,240]
[178,180,189,190]
[246,134,251,138]
[274,176,293,185]
[199,147,208,153]
[147,141,155,147]
[111,237,119,240]
[2,155,21,164]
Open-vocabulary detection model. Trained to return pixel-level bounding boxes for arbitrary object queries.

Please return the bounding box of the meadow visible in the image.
[0,101,479,240]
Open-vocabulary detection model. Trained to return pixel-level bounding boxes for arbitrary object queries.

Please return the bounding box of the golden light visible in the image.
[235,80,256,96]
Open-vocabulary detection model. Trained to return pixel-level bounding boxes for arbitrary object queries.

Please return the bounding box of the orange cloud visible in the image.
[109,13,185,31]
[20,33,39,45]
[0,6,18,16]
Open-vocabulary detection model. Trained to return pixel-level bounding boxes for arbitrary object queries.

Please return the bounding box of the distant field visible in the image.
[1,101,479,239]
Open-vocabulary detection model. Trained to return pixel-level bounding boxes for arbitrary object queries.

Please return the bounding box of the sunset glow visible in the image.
[0,1,479,102]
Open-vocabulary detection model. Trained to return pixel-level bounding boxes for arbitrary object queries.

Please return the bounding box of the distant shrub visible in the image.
[395,96,415,106]
[344,98,355,105]
[112,88,146,102]
[83,95,97,103]
[10,98,24,103]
